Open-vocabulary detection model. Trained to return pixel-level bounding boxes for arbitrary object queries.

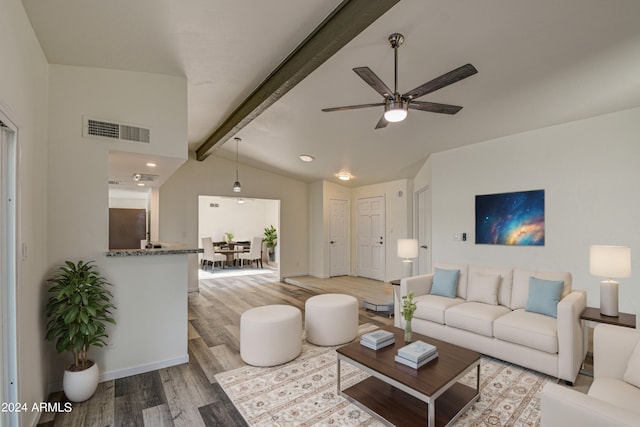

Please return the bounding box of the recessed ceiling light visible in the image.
[146,162,157,167]
[132,173,142,181]
[299,154,315,162]
[237,198,245,204]
[337,171,352,181]
[137,183,145,187]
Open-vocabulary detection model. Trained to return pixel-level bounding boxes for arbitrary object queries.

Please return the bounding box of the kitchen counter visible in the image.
[106,243,203,257]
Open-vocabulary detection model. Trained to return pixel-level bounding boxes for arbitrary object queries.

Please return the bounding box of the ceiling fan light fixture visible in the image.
[384,97,408,123]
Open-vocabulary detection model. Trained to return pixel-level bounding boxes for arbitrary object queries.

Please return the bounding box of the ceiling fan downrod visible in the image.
[388,33,404,95]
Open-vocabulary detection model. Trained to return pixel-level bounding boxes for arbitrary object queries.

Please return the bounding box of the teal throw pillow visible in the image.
[430,268,460,298]
[525,277,564,318]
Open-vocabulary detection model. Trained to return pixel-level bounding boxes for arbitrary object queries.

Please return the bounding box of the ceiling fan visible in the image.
[322,33,478,129]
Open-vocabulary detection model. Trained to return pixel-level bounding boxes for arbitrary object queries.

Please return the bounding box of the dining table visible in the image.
[214,247,249,267]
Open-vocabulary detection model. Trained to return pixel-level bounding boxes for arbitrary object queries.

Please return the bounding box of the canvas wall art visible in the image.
[475,189,545,246]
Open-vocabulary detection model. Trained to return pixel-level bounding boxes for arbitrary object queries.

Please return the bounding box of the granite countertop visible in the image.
[106,243,203,257]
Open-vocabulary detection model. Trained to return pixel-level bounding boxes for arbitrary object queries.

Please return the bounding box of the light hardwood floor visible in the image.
[37,271,393,427]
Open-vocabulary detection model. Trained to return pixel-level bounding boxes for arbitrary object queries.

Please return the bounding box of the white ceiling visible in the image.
[22,0,640,187]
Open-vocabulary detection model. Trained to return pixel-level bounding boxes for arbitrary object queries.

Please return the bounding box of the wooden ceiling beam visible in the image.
[195,0,400,161]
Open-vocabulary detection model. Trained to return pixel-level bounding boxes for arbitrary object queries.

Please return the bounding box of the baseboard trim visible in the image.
[100,354,189,382]
[47,354,189,393]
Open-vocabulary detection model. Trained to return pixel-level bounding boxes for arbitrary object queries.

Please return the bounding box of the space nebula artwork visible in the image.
[475,189,545,246]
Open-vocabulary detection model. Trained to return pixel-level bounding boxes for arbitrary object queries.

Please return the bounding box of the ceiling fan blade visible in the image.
[353,67,393,98]
[375,115,389,129]
[322,102,385,112]
[403,64,478,100]
[409,101,463,115]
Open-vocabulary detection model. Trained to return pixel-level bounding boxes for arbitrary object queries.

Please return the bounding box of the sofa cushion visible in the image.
[511,268,572,310]
[588,377,640,415]
[430,268,459,298]
[434,262,468,299]
[525,277,564,318]
[493,309,558,353]
[623,340,640,389]
[413,294,465,325]
[468,265,513,307]
[467,272,501,305]
[445,302,512,337]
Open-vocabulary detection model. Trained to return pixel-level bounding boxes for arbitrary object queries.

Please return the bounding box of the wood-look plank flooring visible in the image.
[37,271,393,427]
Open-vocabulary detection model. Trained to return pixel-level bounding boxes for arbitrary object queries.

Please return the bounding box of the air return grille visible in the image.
[83,116,150,143]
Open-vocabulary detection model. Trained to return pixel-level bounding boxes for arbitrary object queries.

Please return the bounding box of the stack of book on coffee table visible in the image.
[395,340,438,369]
[360,329,395,350]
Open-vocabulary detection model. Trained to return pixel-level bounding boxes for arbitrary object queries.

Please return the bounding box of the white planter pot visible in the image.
[63,361,99,402]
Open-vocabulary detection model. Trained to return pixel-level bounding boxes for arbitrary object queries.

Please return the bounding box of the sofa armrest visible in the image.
[556,290,586,383]
[594,324,640,379]
[540,383,640,427]
[400,274,433,299]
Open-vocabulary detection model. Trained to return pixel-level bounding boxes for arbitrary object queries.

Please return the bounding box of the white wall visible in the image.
[351,179,411,282]
[428,106,640,316]
[0,0,50,424]
[47,64,189,387]
[160,155,309,279]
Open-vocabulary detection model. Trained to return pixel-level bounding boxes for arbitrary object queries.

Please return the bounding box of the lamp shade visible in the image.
[590,245,631,278]
[397,239,419,259]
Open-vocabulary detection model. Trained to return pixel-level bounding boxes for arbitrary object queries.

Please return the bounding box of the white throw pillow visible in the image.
[623,340,640,389]
[467,272,501,305]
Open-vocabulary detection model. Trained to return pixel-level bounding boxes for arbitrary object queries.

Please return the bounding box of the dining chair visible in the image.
[239,236,263,268]
[212,245,226,268]
[201,237,215,271]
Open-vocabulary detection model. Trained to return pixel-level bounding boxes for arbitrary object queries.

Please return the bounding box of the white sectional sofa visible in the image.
[400,262,587,383]
[541,324,640,426]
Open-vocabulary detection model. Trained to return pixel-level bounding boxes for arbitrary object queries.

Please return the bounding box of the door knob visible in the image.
[330,241,335,244]
[379,241,383,245]
[421,245,428,249]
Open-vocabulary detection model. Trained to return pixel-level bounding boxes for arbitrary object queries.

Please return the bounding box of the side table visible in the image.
[579,307,636,377]
[580,307,636,329]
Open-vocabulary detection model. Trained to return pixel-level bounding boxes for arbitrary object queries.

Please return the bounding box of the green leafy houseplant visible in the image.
[224,232,234,243]
[263,225,277,249]
[401,292,417,342]
[45,260,116,371]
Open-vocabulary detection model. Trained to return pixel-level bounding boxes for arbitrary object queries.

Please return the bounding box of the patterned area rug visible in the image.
[215,325,554,426]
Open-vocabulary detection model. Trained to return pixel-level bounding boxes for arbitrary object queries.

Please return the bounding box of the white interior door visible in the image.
[357,195,385,281]
[329,199,348,276]
[416,187,432,275]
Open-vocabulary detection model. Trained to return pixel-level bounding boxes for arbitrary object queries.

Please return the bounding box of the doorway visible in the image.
[329,199,349,277]
[1,116,18,427]
[356,195,385,281]
[198,195,280,279]
[415,187,432,275]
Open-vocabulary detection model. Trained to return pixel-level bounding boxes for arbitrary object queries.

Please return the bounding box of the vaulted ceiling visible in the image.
[22,0,640,187]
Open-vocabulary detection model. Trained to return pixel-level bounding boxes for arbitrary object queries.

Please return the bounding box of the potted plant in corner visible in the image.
[263,225,278,262]
[45,260,116,402]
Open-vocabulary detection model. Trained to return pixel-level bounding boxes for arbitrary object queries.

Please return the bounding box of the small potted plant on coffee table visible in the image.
[45,260,116,402]
[401,292,417,342]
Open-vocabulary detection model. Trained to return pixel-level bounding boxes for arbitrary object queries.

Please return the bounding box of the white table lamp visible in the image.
[589,245,631,317]
[397,239,419,278]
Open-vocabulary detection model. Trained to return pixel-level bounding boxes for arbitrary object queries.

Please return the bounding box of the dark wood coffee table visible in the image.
[336,327,480,427]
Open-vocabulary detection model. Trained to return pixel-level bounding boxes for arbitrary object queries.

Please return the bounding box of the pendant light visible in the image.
[232,137,242,193]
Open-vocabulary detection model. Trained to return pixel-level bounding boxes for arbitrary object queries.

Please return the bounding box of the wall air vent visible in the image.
[132,173,158,182]
[83,116,150,143]
[108,180,121,185]
[209,203,220,208]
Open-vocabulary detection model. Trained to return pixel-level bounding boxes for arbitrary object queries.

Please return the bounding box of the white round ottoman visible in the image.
[240,305,302,367]
[305,294,358,346]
